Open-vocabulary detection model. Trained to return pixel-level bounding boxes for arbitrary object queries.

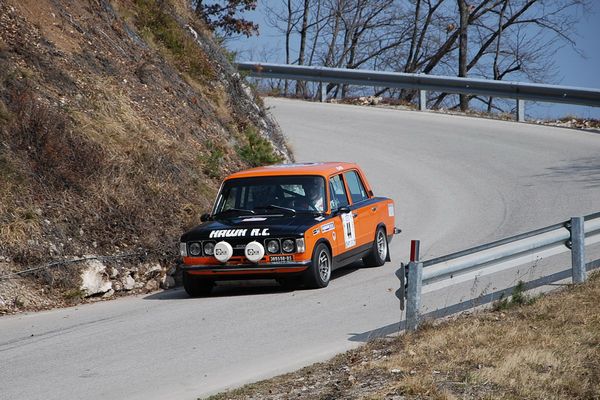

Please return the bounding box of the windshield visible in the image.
[214,175,326,215]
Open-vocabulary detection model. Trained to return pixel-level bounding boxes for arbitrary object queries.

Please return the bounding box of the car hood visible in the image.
[180,214,326,241]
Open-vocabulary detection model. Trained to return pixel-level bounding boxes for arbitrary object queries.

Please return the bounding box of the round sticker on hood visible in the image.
[214,241,233,263]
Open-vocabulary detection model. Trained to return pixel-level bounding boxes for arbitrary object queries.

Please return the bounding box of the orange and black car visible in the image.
[179,162,400,297]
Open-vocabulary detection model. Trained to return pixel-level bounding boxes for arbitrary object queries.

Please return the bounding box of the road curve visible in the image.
[1,98,599,400]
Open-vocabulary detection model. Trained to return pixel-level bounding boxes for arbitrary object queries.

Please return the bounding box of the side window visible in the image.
[344,170,368,203]
[329,174,349,211]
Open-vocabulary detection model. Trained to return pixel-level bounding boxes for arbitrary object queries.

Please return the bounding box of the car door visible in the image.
[328,174,355,257]
[343,169,374,249]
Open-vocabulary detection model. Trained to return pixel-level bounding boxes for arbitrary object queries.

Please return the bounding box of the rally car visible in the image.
[179,162,399,297]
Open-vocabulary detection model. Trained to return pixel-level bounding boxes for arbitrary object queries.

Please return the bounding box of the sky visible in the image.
[227,1,600,120]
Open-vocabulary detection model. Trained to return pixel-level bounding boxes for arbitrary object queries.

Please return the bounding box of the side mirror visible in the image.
[336,206,351,215]
[200,213,211,222]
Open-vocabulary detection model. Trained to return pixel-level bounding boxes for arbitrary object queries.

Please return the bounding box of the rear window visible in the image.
[344,170,368,203]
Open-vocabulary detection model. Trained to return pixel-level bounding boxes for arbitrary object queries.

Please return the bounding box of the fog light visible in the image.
[266,239,280,254]
[245,241,265,263]
[180,242,188,257]
[214,241,233,263]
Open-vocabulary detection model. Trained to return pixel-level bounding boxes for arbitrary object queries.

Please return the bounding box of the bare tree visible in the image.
[254,0,589,110]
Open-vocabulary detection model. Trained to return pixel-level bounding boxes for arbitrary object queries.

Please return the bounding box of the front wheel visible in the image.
[303,243,332,289]
[364,227,388,267]
[183,271,214,297]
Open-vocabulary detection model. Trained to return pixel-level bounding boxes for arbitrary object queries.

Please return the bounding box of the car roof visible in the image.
[225,162,360,180]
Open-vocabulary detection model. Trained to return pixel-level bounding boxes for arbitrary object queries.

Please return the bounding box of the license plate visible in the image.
[270,255,293,262]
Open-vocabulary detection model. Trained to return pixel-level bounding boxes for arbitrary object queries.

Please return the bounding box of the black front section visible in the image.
[181,213,324,251]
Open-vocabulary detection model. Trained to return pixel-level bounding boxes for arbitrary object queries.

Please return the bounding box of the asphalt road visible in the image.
[1,99,599,400]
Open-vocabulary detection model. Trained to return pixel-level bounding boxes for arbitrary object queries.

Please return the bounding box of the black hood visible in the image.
[180,214,327,242]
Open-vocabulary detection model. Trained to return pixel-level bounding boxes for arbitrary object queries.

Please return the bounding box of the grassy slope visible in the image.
[209,272,600,400]
[0,0,289,311]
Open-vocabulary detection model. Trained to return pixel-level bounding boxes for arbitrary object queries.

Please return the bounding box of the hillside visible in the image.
[209,272,600,400]
[0,0,292,313]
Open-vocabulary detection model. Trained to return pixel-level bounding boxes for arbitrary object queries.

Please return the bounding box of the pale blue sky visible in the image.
[228,1,600,120]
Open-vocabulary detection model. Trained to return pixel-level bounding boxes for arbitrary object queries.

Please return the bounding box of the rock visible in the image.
[15,295,31,308]
[80,259,112,296]
[49,243,58,255]
[113,281,123,292]
[144,279,159,292]
[160,275,175,289]
[391,369,402,374]
[144,263,162,279]
[109,267,119,279]
[122,275,135,291]
[102,289,115,298]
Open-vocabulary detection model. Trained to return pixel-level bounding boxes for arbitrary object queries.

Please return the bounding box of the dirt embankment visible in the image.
[0,0,292,313]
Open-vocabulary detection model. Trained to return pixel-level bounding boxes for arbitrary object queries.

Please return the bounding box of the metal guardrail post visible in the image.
[571,216,586,283]
[517,99,525,122]
[406,261,423,331]
[320,83,327,102]
[418,90,427,111]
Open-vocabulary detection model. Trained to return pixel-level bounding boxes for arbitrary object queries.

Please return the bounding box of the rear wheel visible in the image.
[183,271,214,297]
[364,227,388,267]
[303,243,332,289]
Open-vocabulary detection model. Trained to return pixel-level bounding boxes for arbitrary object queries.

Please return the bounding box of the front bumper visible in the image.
[182,260,311,279]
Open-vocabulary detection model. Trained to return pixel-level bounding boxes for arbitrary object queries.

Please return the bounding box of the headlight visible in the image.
[180,242,188,256]
[266,239,280,254]
[282,239,295,253]
[203,242,215,256]
[188,242,202,256]
[296,238,306,253]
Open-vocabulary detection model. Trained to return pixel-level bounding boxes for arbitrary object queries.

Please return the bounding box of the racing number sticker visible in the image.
[341,212,356,248]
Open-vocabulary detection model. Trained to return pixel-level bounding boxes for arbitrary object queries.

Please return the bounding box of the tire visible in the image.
[183,271,214,297]
[303,243,332,289]
[364,226,388,267]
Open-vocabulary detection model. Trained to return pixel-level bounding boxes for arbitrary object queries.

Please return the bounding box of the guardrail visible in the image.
[399,212,600,330]
[236,62,600,122]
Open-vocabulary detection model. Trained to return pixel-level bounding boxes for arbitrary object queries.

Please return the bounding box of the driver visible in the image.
[303,180,324,212]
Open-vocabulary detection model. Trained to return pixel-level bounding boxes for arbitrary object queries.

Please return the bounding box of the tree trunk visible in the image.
[284,0,293,96]
[457,0,468,111]
[296,0,310,96]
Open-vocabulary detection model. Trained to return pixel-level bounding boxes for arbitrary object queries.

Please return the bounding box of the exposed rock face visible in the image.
[80,260,112,297]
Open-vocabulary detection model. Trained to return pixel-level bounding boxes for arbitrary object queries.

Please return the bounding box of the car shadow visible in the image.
[143,262,364,301]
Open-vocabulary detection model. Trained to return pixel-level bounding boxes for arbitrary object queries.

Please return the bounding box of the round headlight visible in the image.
[203,242,215,256]
[282,239,295,253]
[266,239,280,254]
[188,242,202,256]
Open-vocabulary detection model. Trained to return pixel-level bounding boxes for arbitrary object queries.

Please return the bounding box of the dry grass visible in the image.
[208,272,600,400]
